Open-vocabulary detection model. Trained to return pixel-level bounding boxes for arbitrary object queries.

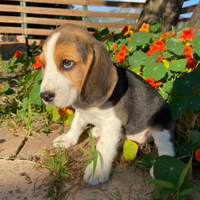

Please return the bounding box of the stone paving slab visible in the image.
[17,132,59,159]
[0,159,48,200]
[0,128,27,158]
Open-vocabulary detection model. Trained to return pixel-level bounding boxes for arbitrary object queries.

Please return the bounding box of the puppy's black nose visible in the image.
[40,91,55,102]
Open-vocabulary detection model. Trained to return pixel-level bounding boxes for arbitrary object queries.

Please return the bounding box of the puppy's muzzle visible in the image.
[40,91,55,102]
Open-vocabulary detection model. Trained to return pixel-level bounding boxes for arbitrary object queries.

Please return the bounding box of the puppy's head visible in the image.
[40,24,118,108]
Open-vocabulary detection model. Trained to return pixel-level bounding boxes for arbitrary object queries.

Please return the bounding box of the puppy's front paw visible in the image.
[53,134,78,149]
[83,158,110,185]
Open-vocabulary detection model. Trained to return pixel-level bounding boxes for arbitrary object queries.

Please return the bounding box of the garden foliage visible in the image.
[0,22,200,199]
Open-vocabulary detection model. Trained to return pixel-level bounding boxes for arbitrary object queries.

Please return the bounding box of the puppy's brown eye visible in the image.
[61,60,75,71]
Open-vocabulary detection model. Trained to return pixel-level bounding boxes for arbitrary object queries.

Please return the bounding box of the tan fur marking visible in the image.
[54,44,85,92]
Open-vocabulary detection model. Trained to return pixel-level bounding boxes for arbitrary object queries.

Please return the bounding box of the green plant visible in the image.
[42,147,70,200]
[109,188,123,200]
[143,155,200,200]
[80,129,98,177]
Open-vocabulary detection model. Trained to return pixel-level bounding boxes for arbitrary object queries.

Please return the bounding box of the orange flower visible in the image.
[122,26,128,33]
[124,25,134,36]
[92,30,98,36]
[59,107,70,115]
[120,45,127,54]
[185,55,197,69]
[32,55,42,69]
[153,40,165,51]
[112,43,118,51]
[146,45,159,55]
[157,55,163,62]
[160,33,166,40]
[195,149,200,161]
[139,23,150,33]
[114,45,127,62]
[14,50,22,58]
[145,77,162,89]
[166,31,173,37]
[179,28,194,41]
[114,54,125,63]
[183,45,192,56]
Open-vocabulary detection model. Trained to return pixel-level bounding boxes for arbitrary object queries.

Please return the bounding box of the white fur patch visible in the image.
[40,32,78,107]
[54,101,122,185]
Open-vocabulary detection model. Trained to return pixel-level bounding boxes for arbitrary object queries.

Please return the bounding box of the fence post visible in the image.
[20,1,28,38]
[82,5,88,30]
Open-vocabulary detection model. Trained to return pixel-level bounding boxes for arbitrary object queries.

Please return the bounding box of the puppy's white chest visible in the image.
[76,102,120,128]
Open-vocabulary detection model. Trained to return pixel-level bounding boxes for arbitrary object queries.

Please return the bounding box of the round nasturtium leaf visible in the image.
[123,140,138,160]
[154,155,186,187]
[165,40,185,55]
[169,96,187,120]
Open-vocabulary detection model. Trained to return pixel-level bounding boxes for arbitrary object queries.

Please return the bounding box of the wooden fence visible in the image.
[0,0,197,45]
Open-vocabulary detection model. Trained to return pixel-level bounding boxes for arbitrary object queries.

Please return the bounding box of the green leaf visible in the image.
[162,80,174,94]
[129,51,147,68]
[151,188,162,199]
[154,155,186,187]
[30,87,42,105]
[165,40,185,55]
[162,52,174,59]
[80,147,93,157]
[93,150,98,177]
[143,62,167,81]
[123,140,138,160]
[89,129,96,152]
[52,107,60,122]
[177,155,193,191]
[131,31,150,46]
[173,72,200,95]
[142,177,176,189]
[45,105,53,112]
[22,97,28,110]
[139,152,157,167]
[144,51,160,65]
[190,130,200,143]
[187,93,200,111]
[169,96,187,120]
[67,113,74,127]
[0,82,9,93]
[35,71,42,81]
[180,187,200,196]
[169,59,187,72]
[193,35,200,57]
[150,22,160,32]
[176,142,194,156]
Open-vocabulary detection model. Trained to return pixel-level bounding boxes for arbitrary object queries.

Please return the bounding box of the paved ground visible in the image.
[0,126,200,200]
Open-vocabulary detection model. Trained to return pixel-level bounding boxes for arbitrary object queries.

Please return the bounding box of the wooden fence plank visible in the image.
[0,5,22,12]
[0,16,22,23]
[0,26,24,34]
[181,5,196,14]
[2,0,145,8]
[24,28,53,35]
[23,6,140,19]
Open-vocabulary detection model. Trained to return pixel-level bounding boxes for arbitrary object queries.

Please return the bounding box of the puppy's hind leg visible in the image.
[53,110,87,148]
[150,128,175,177]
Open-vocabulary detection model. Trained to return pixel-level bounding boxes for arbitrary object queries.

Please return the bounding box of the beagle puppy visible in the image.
[40,24,175,185]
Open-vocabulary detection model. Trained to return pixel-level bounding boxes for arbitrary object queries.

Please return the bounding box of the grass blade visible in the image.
[177,155,193,191]
[93,150,98,177]
[142,177,176,189]
[180,187,200,196]
[89,129,96,152]
[80,147,93,156]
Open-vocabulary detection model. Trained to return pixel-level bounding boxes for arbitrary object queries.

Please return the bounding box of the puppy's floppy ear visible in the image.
[79,42,118,108]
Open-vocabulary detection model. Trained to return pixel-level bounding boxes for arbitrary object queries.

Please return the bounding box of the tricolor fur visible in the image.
[40,24,175,185]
